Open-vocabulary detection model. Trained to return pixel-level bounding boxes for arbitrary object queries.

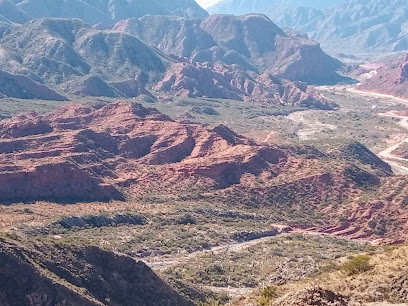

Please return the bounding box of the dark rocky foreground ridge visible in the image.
[0,237,191,306]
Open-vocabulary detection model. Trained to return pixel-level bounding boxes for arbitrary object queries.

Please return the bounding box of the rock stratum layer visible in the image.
[0,238,190,306]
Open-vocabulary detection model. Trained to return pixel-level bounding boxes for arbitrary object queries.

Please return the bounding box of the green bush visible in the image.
[341,255,372,275]
[258,286,278,306]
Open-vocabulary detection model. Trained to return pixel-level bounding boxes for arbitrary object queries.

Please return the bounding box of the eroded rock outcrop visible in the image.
[155,62,334,109]
[0,102,288,203]
[200,14,344,84]
[359,54,408,99]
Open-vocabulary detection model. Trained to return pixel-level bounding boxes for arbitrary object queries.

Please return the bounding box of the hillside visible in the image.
[0,237,191,306]
[208,0,339,15]
[115,13,346,85]
[0,18,168,99]
[239,243,408,305]
[359,53,408,98]
[208,0,408,58]
[0,14,346,101]
[0,69,67,100]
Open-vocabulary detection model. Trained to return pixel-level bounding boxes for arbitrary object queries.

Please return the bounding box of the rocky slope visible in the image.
[155,62,335,109]
[4,0,208,25]
[0,14,344,101]
[113,15,217,58]
[0,0,29,23]
[0,69,67,100]
[208,0,408,58]
[208,0,339,16]
[311,0,408,57]
[0,18,167,99]
[0,237,190,306]
[359,53,408,98]
[0,101,285,202]
[116,13,345,84]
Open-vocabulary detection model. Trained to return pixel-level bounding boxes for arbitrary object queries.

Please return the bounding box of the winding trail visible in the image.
[346,88,408,105]
[145,226,293,271]
[377,113,408,174]
[323,85,408,174]
[144,226,358,272]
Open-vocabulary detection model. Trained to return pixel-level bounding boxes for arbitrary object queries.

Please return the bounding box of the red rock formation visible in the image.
[0,102,288,203]
[0,102,405,244]
[155,62,334,109]
[397,58,408,84]
[360,53,408,99]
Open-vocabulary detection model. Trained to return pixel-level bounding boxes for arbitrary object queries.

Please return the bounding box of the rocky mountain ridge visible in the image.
[115,13,345,84]
[0,14,344,104]
[208,0,408,58]
[1,0,208,25]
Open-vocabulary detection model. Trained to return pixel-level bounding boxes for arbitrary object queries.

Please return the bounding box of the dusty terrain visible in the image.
[0,84,407,305]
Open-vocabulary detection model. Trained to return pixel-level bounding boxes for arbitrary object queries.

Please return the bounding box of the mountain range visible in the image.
[0,0,208,24]
[209,0,408,58]
[0,5,346,102]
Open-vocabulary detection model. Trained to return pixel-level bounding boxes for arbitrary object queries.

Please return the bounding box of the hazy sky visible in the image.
[196,0,221,9]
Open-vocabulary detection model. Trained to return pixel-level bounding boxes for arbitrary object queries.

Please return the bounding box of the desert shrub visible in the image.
[198,298,222,306]
[177,214,197,225]
[341,255,372,275]
[23,207,34,214]
[258,286,278,306]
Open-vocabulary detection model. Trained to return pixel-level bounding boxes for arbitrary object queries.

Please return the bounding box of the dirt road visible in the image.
[346,88,408,105]
[377,113,408,174]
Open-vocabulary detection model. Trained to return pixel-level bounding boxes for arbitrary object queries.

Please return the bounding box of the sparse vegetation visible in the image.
[257,286,279,306]
[341,255,373,275]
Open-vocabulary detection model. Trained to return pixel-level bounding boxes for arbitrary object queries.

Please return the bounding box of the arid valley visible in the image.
[0,0,408,306]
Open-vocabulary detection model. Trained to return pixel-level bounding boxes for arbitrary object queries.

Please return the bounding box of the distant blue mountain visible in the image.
[208,0,340,16]
[0,0,209,25]
[208,0,408,57]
